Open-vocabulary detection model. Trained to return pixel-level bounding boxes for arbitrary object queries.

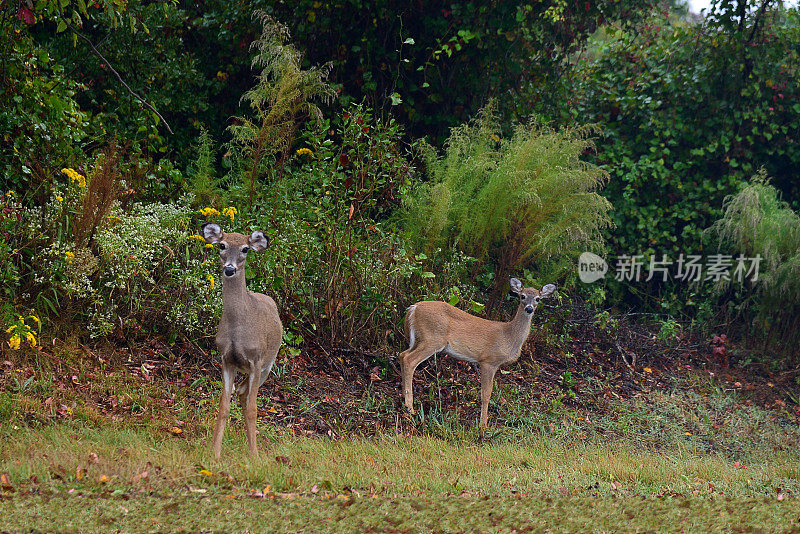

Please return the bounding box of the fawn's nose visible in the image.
[223,265,237,277]
[525,305,534,314]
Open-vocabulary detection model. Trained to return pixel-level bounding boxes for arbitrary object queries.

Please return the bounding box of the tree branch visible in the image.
[59,14,174,134]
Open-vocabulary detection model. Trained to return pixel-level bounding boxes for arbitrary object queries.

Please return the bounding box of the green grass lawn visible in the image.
[1,424,798,532]
[1,345,799,532]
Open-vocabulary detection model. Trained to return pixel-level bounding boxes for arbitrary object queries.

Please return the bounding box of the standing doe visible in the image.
[202,223,283,459]
[399,278,556,428]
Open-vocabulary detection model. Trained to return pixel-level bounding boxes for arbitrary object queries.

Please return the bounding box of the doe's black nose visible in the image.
[224,265,236,277]
[525,305,534,314]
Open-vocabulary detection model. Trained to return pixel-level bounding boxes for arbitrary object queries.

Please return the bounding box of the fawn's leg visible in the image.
[400,342,439,413]
[479,363,499,430]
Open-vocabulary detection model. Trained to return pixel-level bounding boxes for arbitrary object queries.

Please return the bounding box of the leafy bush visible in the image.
[0,30,93,202]
[238,105,437,353]
[405,104,612,306]
[571,7,800,255]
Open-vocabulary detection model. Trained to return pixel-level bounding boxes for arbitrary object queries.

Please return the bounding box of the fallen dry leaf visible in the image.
[169,426,183,435]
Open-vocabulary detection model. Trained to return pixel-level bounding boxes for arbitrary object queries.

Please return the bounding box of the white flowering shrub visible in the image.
[13,182,224,339]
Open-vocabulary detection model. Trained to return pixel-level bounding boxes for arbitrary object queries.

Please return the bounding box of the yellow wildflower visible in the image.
[65,251,75,262]
[222,206,237,224]
[207,274,215,291]
[490,134,500,142]
[295,148,313,157]
[187,234,206,243]
[200,207,220,217]
[25,331,36,347]
[204,243,213,248]
[6,191,14,196]
[9,334,21,350]
[106,215,120,223]
[5,325,14,333]
[28,315,39,324]
[61,168,86,188]
[56,196,64,202]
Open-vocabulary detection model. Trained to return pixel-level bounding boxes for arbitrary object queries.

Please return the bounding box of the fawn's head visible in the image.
[509,278,557,315]
[202,223,270,279]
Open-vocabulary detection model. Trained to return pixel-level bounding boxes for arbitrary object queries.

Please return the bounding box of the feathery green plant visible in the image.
[709,170,800,354]
[405,104,612,304]
[188,127,220,207]
[227,11,335,208]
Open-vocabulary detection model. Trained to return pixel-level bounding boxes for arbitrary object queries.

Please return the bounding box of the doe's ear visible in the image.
[202,222,223,244]
[248,230,270,252]
[540,284,557,298]
[509,277,523,294]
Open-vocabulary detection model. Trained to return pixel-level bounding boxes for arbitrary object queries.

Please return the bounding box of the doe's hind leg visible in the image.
[399,342,438,414]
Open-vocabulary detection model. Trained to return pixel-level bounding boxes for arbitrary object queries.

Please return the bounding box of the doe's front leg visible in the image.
[212,362,236,459]
[244,365,262,459]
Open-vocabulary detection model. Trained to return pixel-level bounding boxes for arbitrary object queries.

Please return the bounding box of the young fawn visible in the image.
[399,278,556,428]
[202,223,283,459]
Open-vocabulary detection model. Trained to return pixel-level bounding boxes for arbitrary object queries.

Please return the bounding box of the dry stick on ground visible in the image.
[58,14,174,135]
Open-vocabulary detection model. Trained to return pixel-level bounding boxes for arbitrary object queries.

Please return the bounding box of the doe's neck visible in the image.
[509,303,535,341]
[221,272,249,305]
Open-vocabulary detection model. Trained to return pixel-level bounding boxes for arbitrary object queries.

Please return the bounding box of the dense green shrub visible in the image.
[0,30,93,202]
[240,105,445,353]
[404,105,612,307]
[570,6,800,257]
[562,5,800,319]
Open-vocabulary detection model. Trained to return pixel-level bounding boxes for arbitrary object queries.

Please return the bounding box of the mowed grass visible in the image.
[1,423,799,532]
[3,492,799,533]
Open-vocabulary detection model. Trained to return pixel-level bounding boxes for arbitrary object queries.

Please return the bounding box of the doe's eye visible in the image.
[241,247,249,254]
[219,243,226,250]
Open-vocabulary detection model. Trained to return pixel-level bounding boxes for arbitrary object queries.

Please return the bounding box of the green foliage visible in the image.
[571,7,800,254]
[40,1,209,165]
[405,104,612,301]
[187,128,220,207]
[183,0,653,143]
[565,5,800,320]
[240,106,436,352]
[226,11,334,208]
[656,318,682,342]
[0,30,93,200]
[708,171,800,355]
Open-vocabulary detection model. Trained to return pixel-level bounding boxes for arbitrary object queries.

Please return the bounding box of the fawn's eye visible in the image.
[241,247,249,254]
[219,243,226,250]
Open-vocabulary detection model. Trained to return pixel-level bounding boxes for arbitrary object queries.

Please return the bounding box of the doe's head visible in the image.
[509,277,557,315]
[202,222,270,278]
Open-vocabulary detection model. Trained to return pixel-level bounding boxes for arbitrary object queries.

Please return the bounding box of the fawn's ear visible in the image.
[202,223,224,244]
[509,277,523,294]
[540,284,557,298]
[248,230,270,252]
